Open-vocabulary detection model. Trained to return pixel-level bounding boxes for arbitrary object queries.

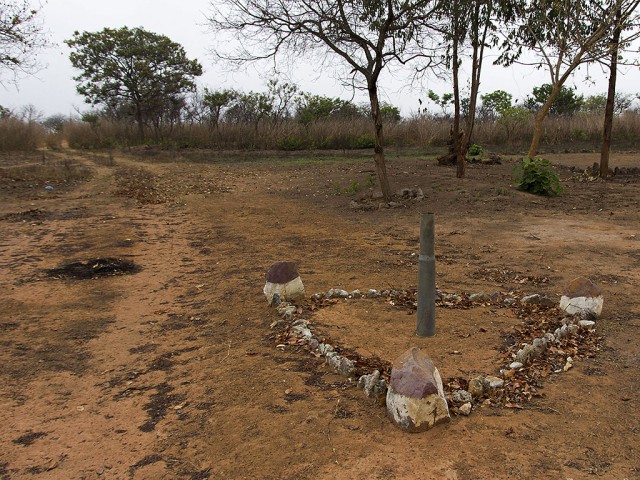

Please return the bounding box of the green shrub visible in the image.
[515,157,563,196]
[468,144,484,156]
[278,135,307,151]
[343,180,361,195]
[352,134,375,149]
[366,173,377,188]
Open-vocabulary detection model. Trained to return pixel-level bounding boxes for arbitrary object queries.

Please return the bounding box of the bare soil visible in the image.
[0,149,639,480]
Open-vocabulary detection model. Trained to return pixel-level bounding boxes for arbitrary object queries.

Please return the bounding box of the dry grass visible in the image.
[34,111,640,152]
[0,118,46,151]
[0,157,93,183]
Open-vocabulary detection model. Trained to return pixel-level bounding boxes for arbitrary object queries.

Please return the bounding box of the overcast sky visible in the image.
[1,0,639,118]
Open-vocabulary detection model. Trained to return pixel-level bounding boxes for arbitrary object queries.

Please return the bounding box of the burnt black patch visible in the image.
[46,258,141,280]
[129,454,163,473]
[129,343,159,354]
[13,431,47,446]
[2,208,49,222]
[139,383,185,432]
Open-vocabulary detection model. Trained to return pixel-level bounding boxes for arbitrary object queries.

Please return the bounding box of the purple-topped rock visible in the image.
[389,348,440,398]
[266,262,299,284]
[563,277,602,298]
[386,348,450,432]
[559,277,603,318]
[263,261,305,306]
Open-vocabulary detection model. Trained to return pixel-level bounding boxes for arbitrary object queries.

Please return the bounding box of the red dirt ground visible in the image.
[0,149,638,479]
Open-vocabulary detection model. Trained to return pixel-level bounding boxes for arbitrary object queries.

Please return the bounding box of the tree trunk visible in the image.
[527,84,561,158]
[135,103,145,142]
[600,2,622,179]
[452,15,465,179]
[463,1,490,154]
[368,82,392,202]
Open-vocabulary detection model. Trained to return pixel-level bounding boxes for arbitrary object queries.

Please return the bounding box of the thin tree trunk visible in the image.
[527,84,561,158]
[368,82,392,202]
[135,103,145,142]
[452,0,465,178]
[600,2,622,179]
[452,37,465,178]
[463,1,490,153]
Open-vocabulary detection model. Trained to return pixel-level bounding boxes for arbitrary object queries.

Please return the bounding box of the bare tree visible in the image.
[498,0,640,159]
[435,0,495,178]
[207,0,441,202]
[0,0,47,82]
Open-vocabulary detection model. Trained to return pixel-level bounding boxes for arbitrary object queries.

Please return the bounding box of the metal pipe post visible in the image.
[416,213,436,337]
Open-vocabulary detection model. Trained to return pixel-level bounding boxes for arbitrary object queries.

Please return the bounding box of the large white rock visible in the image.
[386,348,450,433]
[559,277,603,318]
[263,262,305,305]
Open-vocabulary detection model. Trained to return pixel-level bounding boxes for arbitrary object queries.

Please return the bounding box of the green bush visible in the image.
[352,134,376,149]
[515,157,563,196]
[468,144,484,156]
[278,135,307,151]
[344,180,361,194]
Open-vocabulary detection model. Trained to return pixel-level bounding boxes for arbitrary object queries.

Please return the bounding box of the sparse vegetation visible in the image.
[515,157,563,196]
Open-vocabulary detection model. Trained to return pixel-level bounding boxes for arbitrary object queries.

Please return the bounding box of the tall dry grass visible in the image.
[0,117,46,151]
[57,111,640,152]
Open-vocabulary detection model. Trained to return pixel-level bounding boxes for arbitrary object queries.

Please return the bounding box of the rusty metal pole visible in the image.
[416,213,436,337]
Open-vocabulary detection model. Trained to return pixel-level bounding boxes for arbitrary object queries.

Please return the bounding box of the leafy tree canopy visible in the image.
[525,84,583,116]
[66,27,202,138]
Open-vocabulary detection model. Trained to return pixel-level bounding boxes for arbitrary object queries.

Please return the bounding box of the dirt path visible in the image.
[1,151,638,479]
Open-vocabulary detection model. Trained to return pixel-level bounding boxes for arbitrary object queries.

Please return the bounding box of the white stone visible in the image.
[484,376,504,389]
[578,320,596,330]
[510,362,524,370]
[559,295,603,318]
[459,403,472,416]
[264,276,305,305]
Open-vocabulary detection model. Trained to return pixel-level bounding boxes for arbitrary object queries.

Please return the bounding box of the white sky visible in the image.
[1,0,639,118]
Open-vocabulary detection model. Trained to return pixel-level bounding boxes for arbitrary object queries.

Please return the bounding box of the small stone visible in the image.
[279,306,296,320]
[578,320,596,330]
[510,362,524,370]
[319,343,333,355]
[532,337,547,354]
[544,332,556,343]
[521,293,555,307]
[326,288,349,299]
[387,201,402,208]
[350,289,362,298]
[484,376,504,389]
[503,297,517,306]
[359,370,380,394]
[308,339,319,350]
[567,324,579,335]
[516,344,537,364]
[469,292,491,302]
[367,289,381,298]
[521,294,540,304]
[563,357,573,372]
[468,377,484,398]
[386,348,450,432]
[271,293,282,306]
[459,403,472,416]
[451,389,473,406]
[442,294,461,302]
